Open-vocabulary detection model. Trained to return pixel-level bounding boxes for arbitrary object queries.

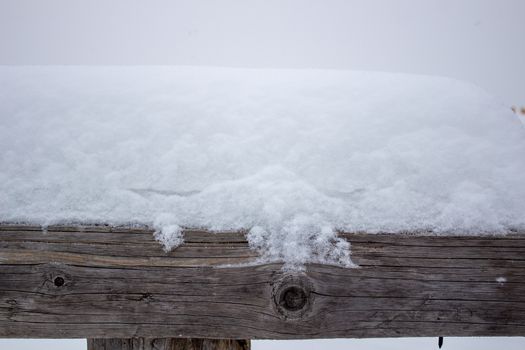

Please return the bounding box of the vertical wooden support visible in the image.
[87,338,250,350]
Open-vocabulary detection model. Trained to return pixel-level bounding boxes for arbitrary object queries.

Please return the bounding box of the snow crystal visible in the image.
[1,66,524,268]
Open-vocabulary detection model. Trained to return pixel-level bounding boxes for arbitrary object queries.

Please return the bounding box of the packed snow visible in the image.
[1,66,524,268]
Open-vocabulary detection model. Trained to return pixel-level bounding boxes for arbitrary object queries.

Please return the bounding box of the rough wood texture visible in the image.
[87,338,250,350]
[1,224,525,339]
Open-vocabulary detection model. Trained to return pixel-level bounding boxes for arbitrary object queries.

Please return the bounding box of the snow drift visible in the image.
[1,66,524,268]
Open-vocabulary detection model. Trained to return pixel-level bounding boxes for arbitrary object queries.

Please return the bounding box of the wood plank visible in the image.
[1,224,524,339]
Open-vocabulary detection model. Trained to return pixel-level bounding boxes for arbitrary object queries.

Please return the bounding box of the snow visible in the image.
[1,66,524,268]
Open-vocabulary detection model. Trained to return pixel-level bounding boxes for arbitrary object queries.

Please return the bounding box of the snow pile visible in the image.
[1,66,525,268]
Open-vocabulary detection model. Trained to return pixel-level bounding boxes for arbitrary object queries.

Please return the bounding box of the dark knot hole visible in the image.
[54,276,65,287]
[280,286,307,311]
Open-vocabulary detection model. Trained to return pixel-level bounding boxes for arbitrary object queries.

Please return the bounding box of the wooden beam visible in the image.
[1,224,525,339]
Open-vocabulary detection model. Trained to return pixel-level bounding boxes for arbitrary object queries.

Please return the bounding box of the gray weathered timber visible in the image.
[87,338,250,350]
[1,224,525,339]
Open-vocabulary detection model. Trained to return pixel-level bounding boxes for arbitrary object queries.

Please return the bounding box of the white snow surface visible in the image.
[1,66,525,268]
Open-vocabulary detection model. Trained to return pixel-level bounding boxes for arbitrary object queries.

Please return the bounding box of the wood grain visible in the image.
[1,224,525,339]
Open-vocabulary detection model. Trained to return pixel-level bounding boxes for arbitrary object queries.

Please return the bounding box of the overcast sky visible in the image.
[0,0,524,105]
[1,1,524,349]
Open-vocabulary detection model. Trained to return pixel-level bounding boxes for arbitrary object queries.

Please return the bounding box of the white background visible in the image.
[1,0,524,105]
[0,0,524,349]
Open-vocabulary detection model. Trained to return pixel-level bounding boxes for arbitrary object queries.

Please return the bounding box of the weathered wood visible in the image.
[87,338,250,350]
[1,224,525,339]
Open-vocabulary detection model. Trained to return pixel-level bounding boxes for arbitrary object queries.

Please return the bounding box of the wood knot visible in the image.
[53,276,65,287]
[42,266,71,292]
[280,286,307,311]
[272,274,314,320]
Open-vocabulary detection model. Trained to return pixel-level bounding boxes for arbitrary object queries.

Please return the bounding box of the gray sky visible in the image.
[0,1,524,349]
[0,0,524,105]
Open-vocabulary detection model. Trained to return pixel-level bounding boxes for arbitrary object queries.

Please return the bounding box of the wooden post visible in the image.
[87,338,250,350]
